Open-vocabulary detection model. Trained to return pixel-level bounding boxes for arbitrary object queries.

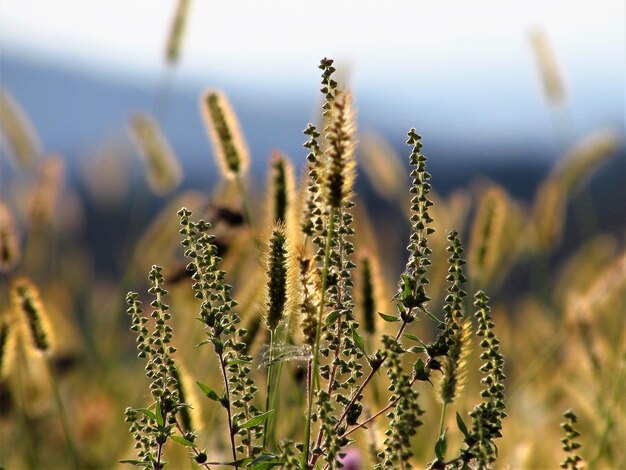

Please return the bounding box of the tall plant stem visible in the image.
[310,315,411,468]
[218,353,239,469]
[45,354,80,469]
[263,328,283,450]
[302,207,336,468]
[438,403,448,438]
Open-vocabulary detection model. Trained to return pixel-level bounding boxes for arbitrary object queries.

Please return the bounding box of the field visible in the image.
[0,5,624,469]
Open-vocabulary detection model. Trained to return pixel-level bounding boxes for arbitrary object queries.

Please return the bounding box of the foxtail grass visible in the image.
[0,89,42,169]
[129,112,182,195]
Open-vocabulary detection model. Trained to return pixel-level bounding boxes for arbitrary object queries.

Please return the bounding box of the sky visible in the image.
[1,0,623,85]
[0,0,624,162]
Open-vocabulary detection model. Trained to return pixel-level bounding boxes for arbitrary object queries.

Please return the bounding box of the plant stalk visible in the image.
[302,207,336,468]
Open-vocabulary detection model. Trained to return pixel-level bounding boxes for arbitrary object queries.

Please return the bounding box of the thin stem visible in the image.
[438,403,448,438]
[302,207,336,468]
[312,316,342,455]
[173,418,213,470]
[339,377,417,440]
[310,316,411,468]
[263,329,276,450]
[218,353,239,469]
[45,354,80,470]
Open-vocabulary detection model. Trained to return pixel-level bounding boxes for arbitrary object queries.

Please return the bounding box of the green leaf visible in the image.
[119,459,145,466]
[207,458,251,467]
[413,358,430,381]
[325,309,341,325]
[404,333,419,342]
[456,412,469,438]
[155,402,164,427]
[135,407,157,421]
[170,435,195,447]
[227,358,252,366]
[435,430,447,460]
[239,410,274,429]
[248,454,284,469]
[351,326,366,356]
[197,381,221,402]
[377,312,399,322]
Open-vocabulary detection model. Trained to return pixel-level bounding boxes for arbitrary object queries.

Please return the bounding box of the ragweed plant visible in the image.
[123,58,512,470]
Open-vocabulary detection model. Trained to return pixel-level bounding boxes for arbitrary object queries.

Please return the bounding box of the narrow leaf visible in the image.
[170,435,195,447]
[196,381,221,402]
[456,412,469,438]
[351,327,366,355]
[239,410,274,429]
[435,430,447,460]
[378,312,399,322]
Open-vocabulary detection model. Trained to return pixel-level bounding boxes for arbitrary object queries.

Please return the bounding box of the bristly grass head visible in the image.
[10,278,55,353]
[266,151,297,245]
[0,88,42,169]
[468,185,507,288]
[264,223,290,332]
[164,0,191,66]
[129,112,183,195]
[200,90,250,179]
[324,90,356,209]
[528,28,566,106]
[0,202,20,273]
[27,155,65,230]
[0,319,15,379]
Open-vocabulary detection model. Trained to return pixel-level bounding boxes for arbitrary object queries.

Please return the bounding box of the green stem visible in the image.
[302,207,336,468]
[263,329,276,449]
[45,354,80,469]
[438,402,448,438]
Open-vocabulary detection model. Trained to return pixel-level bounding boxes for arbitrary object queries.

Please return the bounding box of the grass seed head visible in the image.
[0,202,20,273]
[164,0,191,66]
[0,89,42,169]
[11,278,55,353]
[200,90,250,179]
[129,112,183,195]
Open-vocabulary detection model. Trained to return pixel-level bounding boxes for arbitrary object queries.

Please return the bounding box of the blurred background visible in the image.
[1,0,624,273]
[0,0,624,468]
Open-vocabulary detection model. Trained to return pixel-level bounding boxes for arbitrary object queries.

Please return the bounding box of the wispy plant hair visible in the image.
[0,88,42,169]
[129,112,182,195]
[0,202,20,273]
[200,90,250,179]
